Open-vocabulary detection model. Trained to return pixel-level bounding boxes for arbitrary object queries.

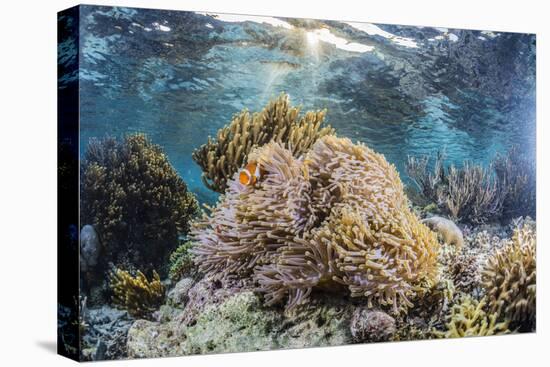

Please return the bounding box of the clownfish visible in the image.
[239,161,264,186]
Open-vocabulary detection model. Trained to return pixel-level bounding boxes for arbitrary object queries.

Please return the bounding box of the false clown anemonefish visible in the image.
[239,161,264,186]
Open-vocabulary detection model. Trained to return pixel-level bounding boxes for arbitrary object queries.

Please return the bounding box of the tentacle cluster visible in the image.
[192,136,440,313]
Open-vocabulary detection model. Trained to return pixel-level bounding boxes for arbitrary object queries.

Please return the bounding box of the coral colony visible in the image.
[58,6,536,362]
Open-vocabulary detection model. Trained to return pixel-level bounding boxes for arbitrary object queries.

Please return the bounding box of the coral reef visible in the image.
[436,295,509,338]
[168,241,196,281]
[350,309,396,343]
[406,147,536,224]
[482,220,536,330]
[422,216,464,249]
[406,153,502,223]
[192,135,440,313]
[109,268,165,318]
[192,93,334,192]
[81,134,199,278]
[493,147,536,219]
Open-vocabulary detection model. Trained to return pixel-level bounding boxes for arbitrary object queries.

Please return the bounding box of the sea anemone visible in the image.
[193,135,440,313]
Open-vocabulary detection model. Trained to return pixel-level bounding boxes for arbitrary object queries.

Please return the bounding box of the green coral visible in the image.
[169,241,196,281]
[192,93,334,193]
[110,268,165,318]
[81,133,199,275]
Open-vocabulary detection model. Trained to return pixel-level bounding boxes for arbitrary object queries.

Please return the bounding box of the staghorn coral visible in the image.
[192,93,334,192]
[193,135,440,314]
[110,268,165,318]
[81,134,199,276]
[435,295,509,338]
[482,220,536,330]
[168,241,196,281]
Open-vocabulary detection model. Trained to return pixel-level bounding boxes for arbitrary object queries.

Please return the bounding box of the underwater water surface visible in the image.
[62,6,536,205]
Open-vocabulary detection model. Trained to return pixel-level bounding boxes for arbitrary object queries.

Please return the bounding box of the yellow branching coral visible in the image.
[110,268,165,318]
[192,93,334,192]
[436,296,509,338]
[192,135,440,313]
[482,221,536,330]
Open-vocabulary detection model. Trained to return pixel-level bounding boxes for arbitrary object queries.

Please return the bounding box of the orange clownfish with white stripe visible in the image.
[239,161,265,186]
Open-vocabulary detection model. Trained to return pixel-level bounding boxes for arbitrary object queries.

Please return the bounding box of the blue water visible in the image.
[59,6,536,205]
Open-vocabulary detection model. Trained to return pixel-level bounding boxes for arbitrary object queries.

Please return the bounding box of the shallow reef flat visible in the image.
[73,94,536,361]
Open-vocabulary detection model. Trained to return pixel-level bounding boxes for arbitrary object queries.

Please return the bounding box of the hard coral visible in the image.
[110,268,165,318]
[422,216,464,249]
[192,93,334,193]
[436,296,509,338]
[81,134,199,276]
[192,135,440,314]
[482,220,536,330]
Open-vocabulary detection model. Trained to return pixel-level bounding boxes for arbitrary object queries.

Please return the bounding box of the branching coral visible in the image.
[493,147,536,220]
[406,153,503,223]
[406,146,535,223]
[192,93,334,193]
[110,268,165,318]
[81,134,199,275]
[169,241,196,281]
[482,220,536,330]
[436,296,509,338]
[192,135,440,314]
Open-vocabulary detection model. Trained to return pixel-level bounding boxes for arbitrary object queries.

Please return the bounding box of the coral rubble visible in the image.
[110,268,165,318]
[192,93,334,192]
[81,134,199,277]
[192,135,440,313]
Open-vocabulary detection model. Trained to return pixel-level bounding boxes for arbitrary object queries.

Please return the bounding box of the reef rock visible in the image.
[80,224,101,273]
[81,305,134,361]
[166,277,194,306]
[127,291,354,358]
